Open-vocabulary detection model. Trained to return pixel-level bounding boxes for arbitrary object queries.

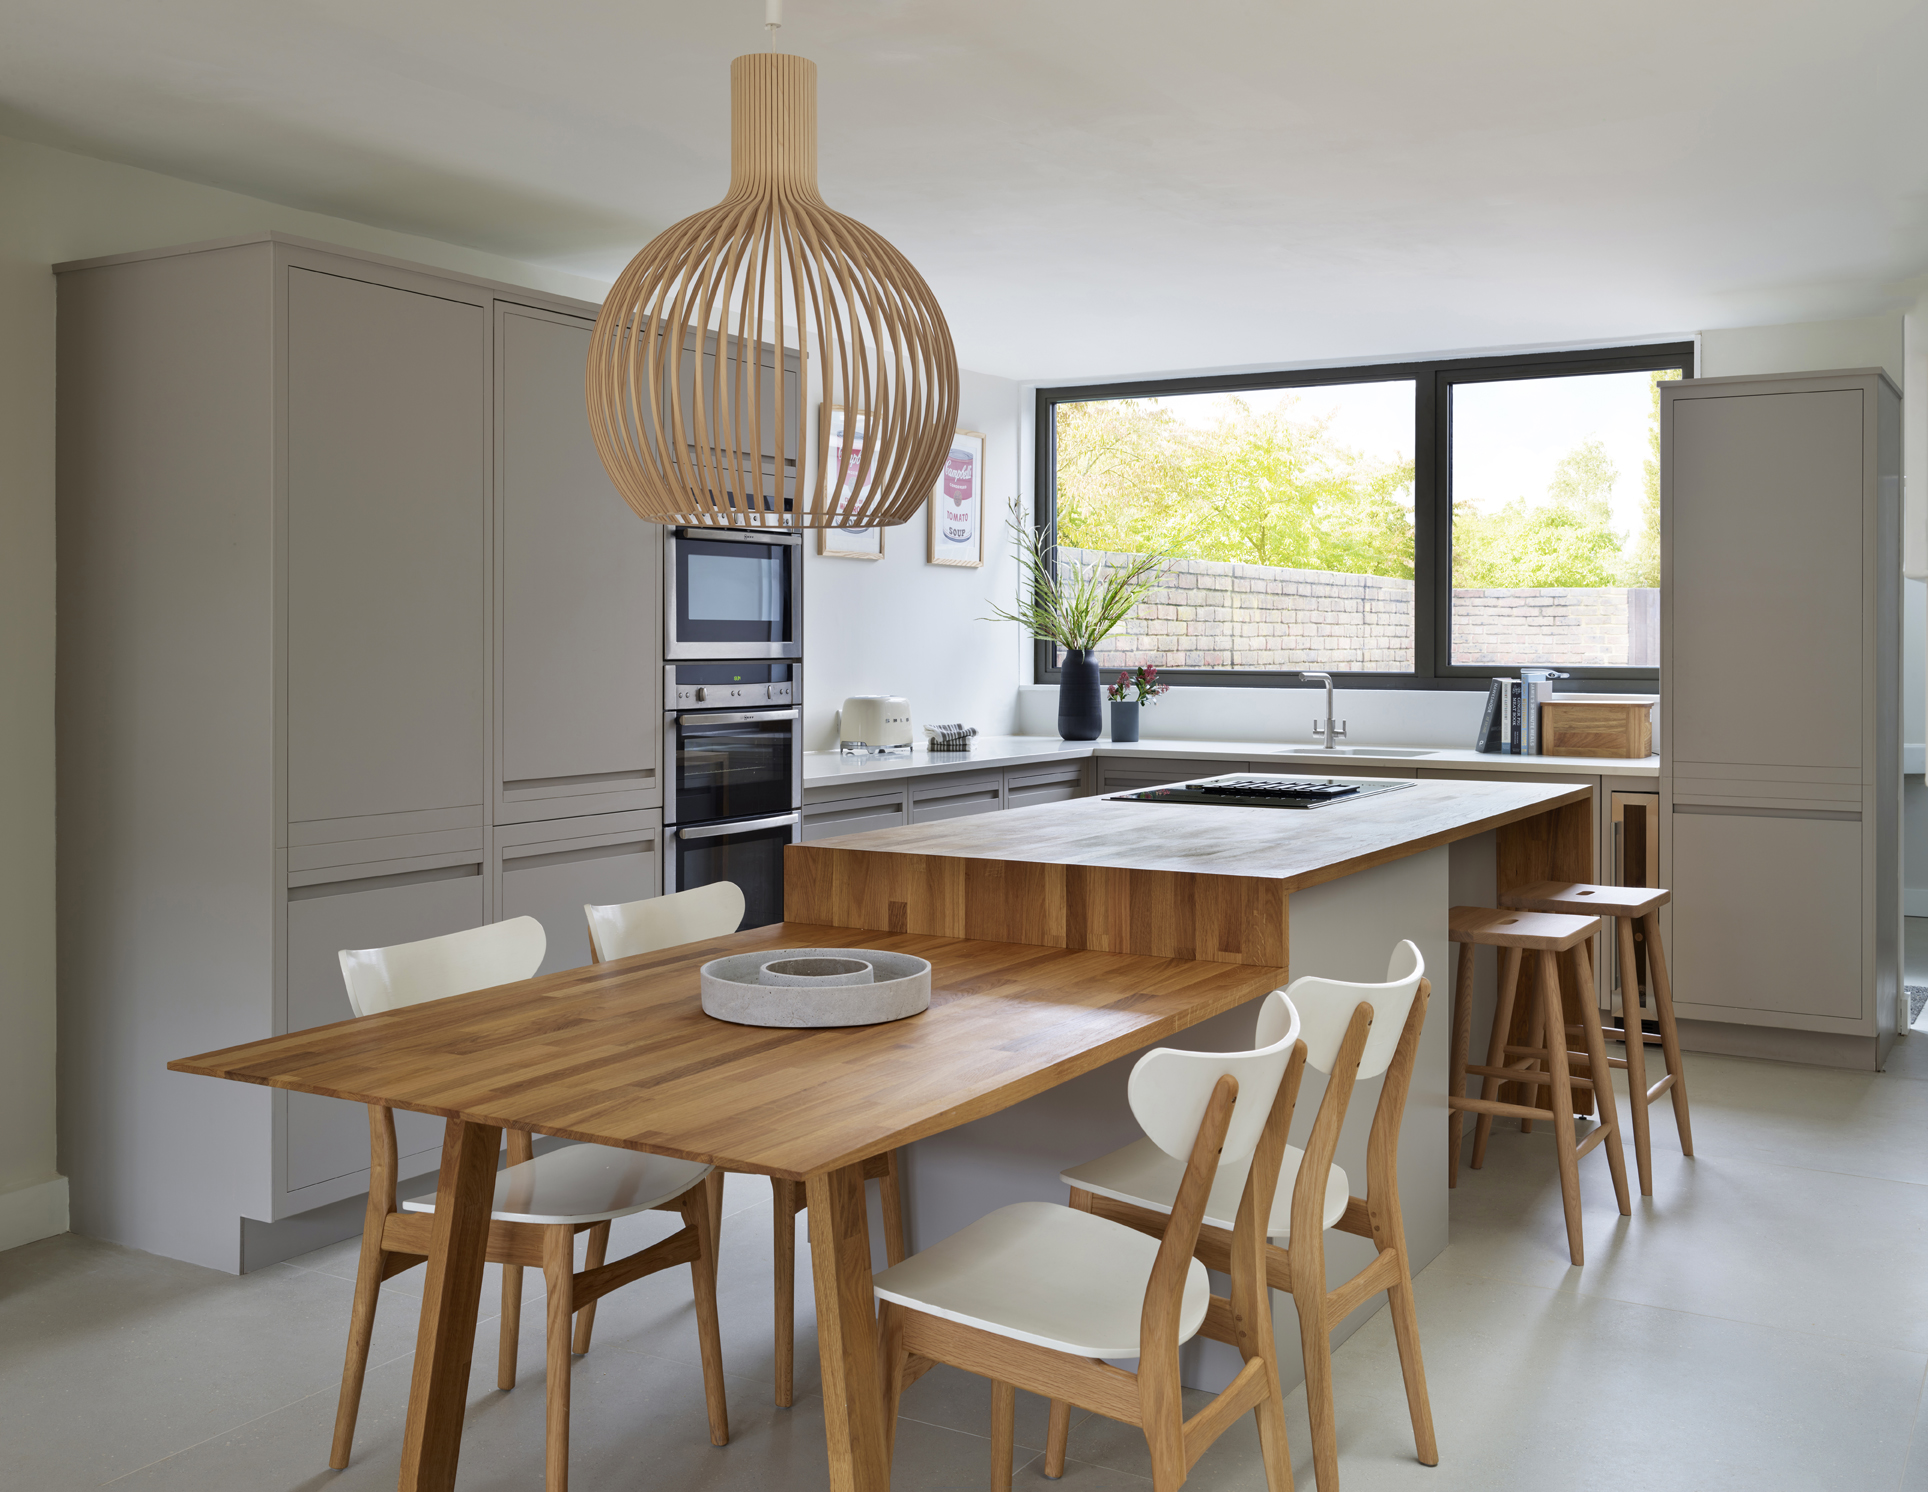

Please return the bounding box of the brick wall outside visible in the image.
[1062,548,1658,672]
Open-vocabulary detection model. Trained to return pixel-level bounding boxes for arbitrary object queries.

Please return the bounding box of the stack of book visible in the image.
[1474,672,1565,754]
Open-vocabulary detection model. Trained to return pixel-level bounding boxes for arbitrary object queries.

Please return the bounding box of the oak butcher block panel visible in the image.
[171,923,1288,1181]
[1539,695,1656,760]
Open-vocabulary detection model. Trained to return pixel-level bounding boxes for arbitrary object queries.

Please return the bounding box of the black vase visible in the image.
[1057,649,1103,741]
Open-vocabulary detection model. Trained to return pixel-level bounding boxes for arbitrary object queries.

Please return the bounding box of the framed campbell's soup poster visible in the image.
[926,429,985,567]
[817,404,885,559]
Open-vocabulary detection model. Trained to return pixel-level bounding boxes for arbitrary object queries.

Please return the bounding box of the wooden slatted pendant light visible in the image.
[587,24,958,529]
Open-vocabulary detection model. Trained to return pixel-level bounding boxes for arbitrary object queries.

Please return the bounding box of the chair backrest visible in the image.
[337,916,547,1017]
[584,882,746,963]
[1266,940,1425,1078]
[1128,989,1301,1168]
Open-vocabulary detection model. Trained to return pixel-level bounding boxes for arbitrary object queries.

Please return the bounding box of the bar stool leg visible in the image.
[1609,917,1653,1196]
[1519,977,1545,1138]
[1570,944,1631,1218]
[1537,950,1586,1266]
[1471,946,1523,1170]
[1644,911,1694,1157]
[1449,940,1476,1186]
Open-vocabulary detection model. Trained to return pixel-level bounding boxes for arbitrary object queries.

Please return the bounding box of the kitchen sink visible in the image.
[1272,746,1438,758]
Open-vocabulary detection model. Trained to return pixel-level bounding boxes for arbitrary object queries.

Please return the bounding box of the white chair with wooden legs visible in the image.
[1447,906,1631,1266]
[1499,880,1693,1196]
[874,991,1306,1492]
[584,883,910,1408]
[328,917,729,1492]
[1055,942,1437,1492]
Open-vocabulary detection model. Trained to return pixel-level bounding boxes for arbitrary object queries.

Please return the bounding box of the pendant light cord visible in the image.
[765,0,781,50]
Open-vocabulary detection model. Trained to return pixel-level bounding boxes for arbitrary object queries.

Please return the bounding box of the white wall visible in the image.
[0,133,610,1252]
[1699,314,1904,386]
[802,368,1026,750]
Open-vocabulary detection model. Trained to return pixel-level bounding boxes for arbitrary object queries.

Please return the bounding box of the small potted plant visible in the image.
[1105,665,1169,743]
[982,502,1166,741]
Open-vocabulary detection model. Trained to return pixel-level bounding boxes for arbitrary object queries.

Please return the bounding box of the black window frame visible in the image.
[1034,340,1694,692]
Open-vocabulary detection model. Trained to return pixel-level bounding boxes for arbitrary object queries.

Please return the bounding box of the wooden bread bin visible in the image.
[1539,694,1657,759]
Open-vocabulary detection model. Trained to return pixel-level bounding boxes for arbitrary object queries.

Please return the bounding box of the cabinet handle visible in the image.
[675,812,801,840]
[289,861,482,901]
[501,840,655,872]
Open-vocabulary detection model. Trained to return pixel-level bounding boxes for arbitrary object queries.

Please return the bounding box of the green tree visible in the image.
[1055,395,1415,578]
[1454,439,1626,588]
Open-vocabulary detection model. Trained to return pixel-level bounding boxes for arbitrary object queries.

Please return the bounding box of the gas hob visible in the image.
[1111,773,1416,810]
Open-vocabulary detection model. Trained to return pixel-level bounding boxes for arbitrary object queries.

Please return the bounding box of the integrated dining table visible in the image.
[169,773,1591,1492]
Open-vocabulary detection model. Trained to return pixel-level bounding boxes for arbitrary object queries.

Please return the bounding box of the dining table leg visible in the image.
[806,1161,891,1492]
[398,1118,503,1492]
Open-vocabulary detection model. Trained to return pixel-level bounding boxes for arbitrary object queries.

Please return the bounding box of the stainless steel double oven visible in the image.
[661,526,805,930]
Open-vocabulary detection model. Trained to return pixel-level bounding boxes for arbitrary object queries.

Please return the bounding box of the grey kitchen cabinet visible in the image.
[1004,760,1089,808]
[1661,369,1901,1065]
[286,269,487,831]
[1095,757,1247,794]
[910,770,1006,823]
[282,860,484,1195]
[55,234,649,1272]
[497,305,662,824]
[803,785,910,841]
[497,811,663,975]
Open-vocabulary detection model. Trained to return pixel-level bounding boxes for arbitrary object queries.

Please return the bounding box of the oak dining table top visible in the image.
[168,921,1289,1181]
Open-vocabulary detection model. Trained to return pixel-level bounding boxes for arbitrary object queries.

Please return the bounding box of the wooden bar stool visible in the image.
[1447,906,1630,1265]
[1500,881,1693,1197]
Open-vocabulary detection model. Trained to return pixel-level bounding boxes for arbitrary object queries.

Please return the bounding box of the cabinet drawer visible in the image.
[1670,808,1863,1022]
[500,822,661,976]
[1096,757,1246,794]
[803,788,909,841]
[284,861,483,1191]
[910,771,1005,824]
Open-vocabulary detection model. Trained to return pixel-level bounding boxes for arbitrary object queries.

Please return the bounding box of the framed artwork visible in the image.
[816,404,885,560]
[927,429,986,567]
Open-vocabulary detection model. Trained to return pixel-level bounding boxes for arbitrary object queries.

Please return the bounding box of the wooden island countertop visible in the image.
[786,775,1592,969]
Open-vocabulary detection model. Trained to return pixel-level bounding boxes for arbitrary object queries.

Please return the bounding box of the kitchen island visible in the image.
[787,773,1593,1390]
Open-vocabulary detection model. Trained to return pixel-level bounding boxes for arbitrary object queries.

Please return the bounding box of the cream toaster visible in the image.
[839,695,913,751]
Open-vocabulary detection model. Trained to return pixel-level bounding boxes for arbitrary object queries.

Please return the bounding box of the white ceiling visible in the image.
[6,0,1927,381]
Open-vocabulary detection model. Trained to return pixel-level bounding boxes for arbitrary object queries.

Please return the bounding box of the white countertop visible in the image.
[803,734,1659,787]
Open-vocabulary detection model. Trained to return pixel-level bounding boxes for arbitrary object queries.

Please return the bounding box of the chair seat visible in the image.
[402,1142,712,1226]
[1061,1137,1348,1244]
[1449,905,1597,951]
[872,1202,1210,1360]
[1500,879,1670,919]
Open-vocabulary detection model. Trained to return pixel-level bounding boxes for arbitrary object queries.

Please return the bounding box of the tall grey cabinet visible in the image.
[56,234,659,1271]
[1661,368,1901,1069]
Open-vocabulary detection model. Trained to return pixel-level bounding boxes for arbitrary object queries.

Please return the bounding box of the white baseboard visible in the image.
[0,1175,69,1253]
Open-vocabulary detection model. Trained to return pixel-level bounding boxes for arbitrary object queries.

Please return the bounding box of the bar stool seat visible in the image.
[1448,906,1631,1265]
[1500,880,1693,1198]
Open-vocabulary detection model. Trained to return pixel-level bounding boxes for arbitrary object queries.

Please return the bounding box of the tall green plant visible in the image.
[982,501,1166,651]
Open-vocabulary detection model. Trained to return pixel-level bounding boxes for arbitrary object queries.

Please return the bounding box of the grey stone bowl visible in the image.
[700,947,931,1028]
[759,956,874,987]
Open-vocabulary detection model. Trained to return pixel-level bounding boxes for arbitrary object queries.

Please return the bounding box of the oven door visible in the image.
[666,528,801,659]
[666,707,801,826]
[664,813,800,932]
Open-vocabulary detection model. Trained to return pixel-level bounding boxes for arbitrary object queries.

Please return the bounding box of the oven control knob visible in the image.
[694,687,708,702]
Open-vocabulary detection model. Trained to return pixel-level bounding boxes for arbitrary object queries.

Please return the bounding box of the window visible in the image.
[1036,343,1690,688]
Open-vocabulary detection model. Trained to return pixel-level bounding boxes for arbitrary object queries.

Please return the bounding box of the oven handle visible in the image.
[673,813,802,841]
[674,526,801,546]
[672,707,800,726]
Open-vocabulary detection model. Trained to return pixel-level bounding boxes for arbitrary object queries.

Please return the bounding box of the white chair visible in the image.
[1056,942,1436,1492]
[584,882,910,1408]
[872,992,1306,1492]
[329,916,728,1492]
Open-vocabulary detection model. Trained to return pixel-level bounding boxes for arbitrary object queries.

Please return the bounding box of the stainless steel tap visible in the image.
[1298,671,1347,749]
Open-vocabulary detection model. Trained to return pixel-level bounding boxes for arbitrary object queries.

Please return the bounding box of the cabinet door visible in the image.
[910,771,1005,824]
[1096,757,1246,794]
[1669,389,1864,770]
[286,269,486,825]
[1670,809,1863,1021]
[803,788,909,841]
[499,308,660,815]
[500,829,661,976]
[1005,762,1087,809]
[284,862,485,1191]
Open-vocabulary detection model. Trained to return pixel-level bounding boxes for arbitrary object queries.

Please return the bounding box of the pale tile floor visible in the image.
[6,1045,1928,1491]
